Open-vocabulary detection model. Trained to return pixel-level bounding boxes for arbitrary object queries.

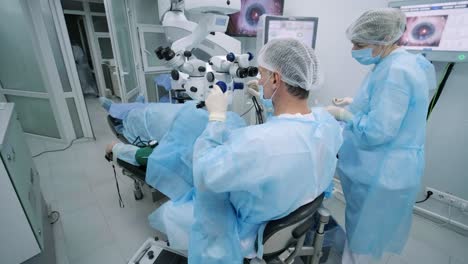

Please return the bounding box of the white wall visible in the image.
[419,62,468,227]
[284,0,393,105]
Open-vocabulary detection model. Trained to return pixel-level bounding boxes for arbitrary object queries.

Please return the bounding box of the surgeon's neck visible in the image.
[381,44,400,58]
[274,96,311,116]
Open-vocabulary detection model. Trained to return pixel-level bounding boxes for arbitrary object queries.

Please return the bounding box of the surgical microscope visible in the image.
[206,52,258,115]
[154,0,261,124]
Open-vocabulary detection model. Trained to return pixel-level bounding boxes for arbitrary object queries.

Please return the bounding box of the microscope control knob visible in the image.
[171,70,180,81]
[183,51,192,58]
[198,66,206,72]
[247,52,254,61]
[216,81,228,93]
[190,87,198,93]
[226,52,235,62]
[206,72,215,82]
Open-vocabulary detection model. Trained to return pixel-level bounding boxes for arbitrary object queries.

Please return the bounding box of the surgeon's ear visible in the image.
[273,72,280,84]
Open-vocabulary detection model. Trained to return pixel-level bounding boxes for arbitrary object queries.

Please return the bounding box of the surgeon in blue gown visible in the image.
[185,38,343,263]
[326,8,436,264]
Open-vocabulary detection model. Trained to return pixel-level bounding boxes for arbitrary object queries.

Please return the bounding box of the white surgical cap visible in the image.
[346,8,407,45]
[257,38,322,91]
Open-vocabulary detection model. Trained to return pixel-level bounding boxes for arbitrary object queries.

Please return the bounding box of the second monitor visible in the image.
[256,15,319,53]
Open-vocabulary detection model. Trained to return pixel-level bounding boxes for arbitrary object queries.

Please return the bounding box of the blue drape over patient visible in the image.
[116,103,184,143]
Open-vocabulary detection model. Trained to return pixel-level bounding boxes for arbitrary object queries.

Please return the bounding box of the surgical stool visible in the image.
[132,193,330,263]
[247,193,330,264]
[107,115,166,202]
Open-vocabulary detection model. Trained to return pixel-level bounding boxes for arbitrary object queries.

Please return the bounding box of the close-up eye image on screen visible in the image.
[395,0,468,56]
[399,15,448,47]
[227,0,284,37]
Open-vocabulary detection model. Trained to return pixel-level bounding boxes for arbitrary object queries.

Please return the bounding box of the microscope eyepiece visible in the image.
[248,66,258,77]
[155,47,164,60]
[237,67,248,78]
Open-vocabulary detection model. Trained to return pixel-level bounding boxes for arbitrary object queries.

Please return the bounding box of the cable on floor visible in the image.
[32,137,94,158]
[111,163,125,208]
[416,190,433,204]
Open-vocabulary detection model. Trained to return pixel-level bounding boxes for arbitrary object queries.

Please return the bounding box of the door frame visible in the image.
[104,0,141,103]
[126,0,147,101]
[49,0,95,139]
[61,6,108,98]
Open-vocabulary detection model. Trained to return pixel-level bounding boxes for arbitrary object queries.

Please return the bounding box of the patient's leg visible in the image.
[99,97,113,111]
[100,98,146,120]
[99,95,145,112]
[122,103,185,143]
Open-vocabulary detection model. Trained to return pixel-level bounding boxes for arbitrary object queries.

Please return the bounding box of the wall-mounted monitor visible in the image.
[389,0,468,62]
[226,0,284,37]
[256,15,319,53]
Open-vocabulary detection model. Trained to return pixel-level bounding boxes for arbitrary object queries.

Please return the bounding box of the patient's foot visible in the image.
[136,94,145,103]
[99,97,113,112]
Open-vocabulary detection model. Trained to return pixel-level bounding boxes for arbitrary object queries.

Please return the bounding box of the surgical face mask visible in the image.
[351,48,381,65]
[259,72,276,100]
[260,72,276,102]
[259,86,273,107]
[259,85,274,119]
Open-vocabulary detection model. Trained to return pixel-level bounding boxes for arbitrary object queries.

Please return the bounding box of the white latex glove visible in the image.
[325,105,353,121]
[206,84,228,122]
[247,80,259,91]
[332,97,354,107]
[247,80,260,97]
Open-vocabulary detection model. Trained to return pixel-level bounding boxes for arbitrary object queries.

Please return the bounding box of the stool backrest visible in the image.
[261,193,324,259]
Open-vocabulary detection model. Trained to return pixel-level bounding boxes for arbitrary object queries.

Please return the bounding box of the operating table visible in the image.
[107,115,167,202]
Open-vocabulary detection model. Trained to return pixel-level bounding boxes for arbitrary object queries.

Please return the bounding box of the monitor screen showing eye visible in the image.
[399,15,448,47]
[397,1,468,52]
[226,0,284,37]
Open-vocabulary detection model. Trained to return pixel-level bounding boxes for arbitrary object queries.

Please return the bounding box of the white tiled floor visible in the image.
[28,98,468,264]
[29,98,161,264]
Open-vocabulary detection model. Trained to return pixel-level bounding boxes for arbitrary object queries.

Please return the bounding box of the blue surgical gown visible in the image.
[146,102,247,250]
[337,48,436,258]
[189,109,343,263]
